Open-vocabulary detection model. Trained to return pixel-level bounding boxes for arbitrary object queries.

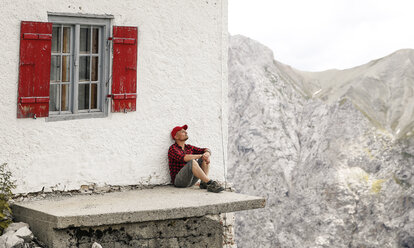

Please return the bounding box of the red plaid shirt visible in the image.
[168,143,208,183]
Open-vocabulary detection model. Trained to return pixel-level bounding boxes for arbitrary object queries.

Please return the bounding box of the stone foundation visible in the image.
[51,216,224,248]
[210,213,237,248]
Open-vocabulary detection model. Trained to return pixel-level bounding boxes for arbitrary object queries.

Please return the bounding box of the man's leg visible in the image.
[199,159,210,177]
[195,159,224,193]
[175,160,200,187]
[191,160,210,183]
[175,160,223,192]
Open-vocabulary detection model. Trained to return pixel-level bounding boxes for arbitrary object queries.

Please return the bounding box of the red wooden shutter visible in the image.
[17,21,52,118]
[111,26,138,112]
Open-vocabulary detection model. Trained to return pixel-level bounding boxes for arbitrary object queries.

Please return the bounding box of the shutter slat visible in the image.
[17,21,52,118]
[111,26,138,113]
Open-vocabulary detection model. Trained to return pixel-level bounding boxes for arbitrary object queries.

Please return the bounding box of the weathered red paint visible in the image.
[111,26,138,112]
[17,21,52,118]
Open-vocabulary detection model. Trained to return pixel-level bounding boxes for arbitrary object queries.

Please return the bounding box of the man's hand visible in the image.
[202,152,210,164]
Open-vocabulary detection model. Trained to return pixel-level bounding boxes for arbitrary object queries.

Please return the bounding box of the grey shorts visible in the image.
[174,158,203,188]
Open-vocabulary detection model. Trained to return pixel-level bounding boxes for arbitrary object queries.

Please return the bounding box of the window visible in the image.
[17,14,138,120]
[50,24,103,115]
[47,14,112,120]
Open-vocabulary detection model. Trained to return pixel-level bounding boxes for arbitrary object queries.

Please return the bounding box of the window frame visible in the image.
[47,12,114,122]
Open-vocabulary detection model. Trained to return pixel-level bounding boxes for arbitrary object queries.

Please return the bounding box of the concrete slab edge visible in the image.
[14,198,265,229]
[57,198,265,228]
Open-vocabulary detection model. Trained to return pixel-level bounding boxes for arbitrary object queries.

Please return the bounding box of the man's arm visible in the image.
[183,154,203,162]
[181,145,211,162]
[187,145,211,163]
[188,144,210,155]
[169,145,205,162]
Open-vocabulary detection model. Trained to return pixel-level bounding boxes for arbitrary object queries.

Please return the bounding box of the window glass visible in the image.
[49,84,59,111]
[78,83,90,110]
[80,27,90,54]
[51,27,60,53]
[61,84,70,111]
[62,27,71,53]
[62,56,70,82]
[79,56,90,81]
[50,55,60,82]
[92,28,99,54]
[91,56,99,81]
[91,83,98,109]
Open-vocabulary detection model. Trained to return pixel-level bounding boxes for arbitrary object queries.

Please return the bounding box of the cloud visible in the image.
[229,0,414,71]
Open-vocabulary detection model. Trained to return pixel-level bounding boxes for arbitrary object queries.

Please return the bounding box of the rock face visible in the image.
[276,48,414,139]
[228,35,414,248]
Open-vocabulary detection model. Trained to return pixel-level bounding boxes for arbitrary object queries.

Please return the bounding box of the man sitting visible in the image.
[168,125,224,193]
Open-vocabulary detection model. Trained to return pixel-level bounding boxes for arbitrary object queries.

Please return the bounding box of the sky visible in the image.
[229,0,414,71]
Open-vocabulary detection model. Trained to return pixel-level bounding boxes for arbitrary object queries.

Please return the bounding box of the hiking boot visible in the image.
[207,181,224,193]
[199,181,208,189]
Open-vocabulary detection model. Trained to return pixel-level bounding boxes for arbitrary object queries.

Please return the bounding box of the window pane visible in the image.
[52,27,61,53]
[92,28,99,54]
[61,84,70,111]
[91,83,98,109]
[62,27,71,53]
[79,27,90,54]
[50,55,60,82]
[62,56,70,82]
[91,56,99,81]
[78,84,90,110]
[49,84,59,111]
[79,56,90,81]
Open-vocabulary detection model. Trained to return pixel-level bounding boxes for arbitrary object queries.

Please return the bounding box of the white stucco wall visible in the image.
[0,0,228,193]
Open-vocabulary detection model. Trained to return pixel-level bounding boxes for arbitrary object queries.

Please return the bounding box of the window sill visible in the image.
[46,112,107,122]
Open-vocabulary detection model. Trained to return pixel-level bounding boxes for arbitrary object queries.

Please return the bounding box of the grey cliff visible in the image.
[228,35,414,248]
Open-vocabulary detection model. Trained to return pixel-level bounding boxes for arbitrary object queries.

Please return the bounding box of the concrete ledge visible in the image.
[12,186,265,229]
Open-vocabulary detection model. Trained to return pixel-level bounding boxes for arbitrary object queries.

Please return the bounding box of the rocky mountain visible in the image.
[228,35,414,248]
[277,48,414,139]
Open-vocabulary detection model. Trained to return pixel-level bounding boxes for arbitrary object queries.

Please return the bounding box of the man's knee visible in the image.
[191,159,200,167]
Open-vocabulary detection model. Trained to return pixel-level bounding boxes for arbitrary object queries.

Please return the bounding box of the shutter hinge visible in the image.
[21,62,35,66]
[109,37,136,45]
[107,93,137,100]
[23,33,52,40]
[19,96,49,104]
[126,66,136,71]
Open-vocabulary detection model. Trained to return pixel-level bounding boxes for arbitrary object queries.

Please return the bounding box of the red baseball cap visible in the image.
[171,125,188,139]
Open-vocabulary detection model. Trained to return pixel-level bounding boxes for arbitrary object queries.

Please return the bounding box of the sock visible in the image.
[207,180,213,185]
